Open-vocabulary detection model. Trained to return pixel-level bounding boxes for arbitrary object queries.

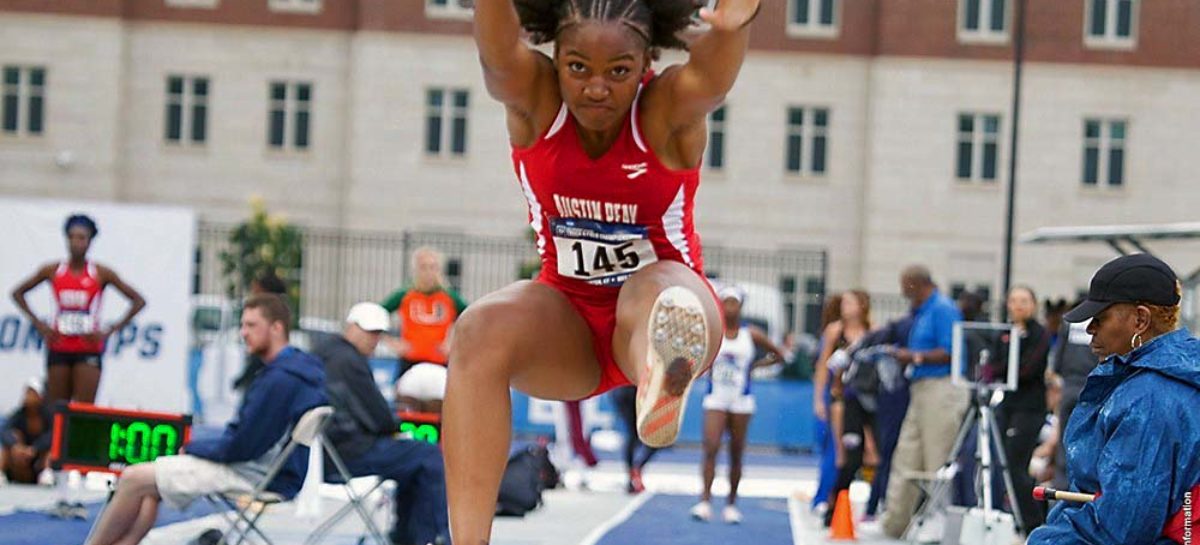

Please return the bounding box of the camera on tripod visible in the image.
[951,321,1021,394]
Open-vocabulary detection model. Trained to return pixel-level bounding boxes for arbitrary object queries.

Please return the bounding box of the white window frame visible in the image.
[785,106,830,177]
[2,65,46,138]
[268,0,321,14]
[706,105,727,172]
[1084,0,1138,50]
[956,113,1003,184]
[1082,118,1127,189]
[786,0,840,39]
[425,87,470,158]
[958,0,1010,44]
[425,0,474,21]
[165,75,209,147]
[267,81,313,152]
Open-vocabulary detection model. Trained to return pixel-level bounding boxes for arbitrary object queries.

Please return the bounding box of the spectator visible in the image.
[810,293,843,513]
[880,265,967,538]
[610,386,659,494]
[88,294,327,545]
[1028,254,1200,544]
[232,270,290,392]
[382,247,468,378]
[864,312,915,519]
[1,378,53,484]
[313,302,449,545]
[990,286,1052,533]
[395,363,449,414]
[1036,297,1099,489]
[823,291,879,527]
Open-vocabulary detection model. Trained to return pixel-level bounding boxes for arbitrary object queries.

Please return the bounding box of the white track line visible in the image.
[788,494,806,545]
[577,492,657,545]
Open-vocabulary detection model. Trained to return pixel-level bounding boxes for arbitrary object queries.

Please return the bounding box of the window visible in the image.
[787,0,838,37]
[707,106,726,171]
[425,88,469,157]
[959,0,1009,43]
[785,106,829,176]
[165,75,209,145]
[2,65,46,137]
[269,0,321,13]
[1085,0,1137,48]
[426,0,473,20]
[956,113,1001,183]
[267,81,312,151]
[1082,118,1126,188]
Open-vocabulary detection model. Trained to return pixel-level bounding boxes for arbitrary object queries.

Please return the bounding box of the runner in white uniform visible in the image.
[691,286,788,523]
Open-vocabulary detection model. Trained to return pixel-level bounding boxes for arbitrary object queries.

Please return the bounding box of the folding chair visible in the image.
[302,430,391,545]
[208,405,334,545]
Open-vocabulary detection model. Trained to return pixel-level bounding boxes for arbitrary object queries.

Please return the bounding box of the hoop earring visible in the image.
[1131,333,1144,349]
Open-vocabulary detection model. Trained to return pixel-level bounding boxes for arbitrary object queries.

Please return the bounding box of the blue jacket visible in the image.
[186,346,328,499]
[1028,329,1200,545]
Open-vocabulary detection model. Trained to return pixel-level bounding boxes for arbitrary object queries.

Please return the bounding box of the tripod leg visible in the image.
[984,408,1027,535]
[902,403,979,542]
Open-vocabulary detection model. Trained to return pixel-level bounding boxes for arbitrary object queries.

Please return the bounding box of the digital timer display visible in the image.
[50,403,191,474]
[396,411,441,446]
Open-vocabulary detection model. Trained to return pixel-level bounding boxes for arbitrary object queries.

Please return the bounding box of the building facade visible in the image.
[2,0,1198,306]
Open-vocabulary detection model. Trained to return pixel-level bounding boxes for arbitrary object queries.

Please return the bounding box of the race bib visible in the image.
[551,218,657,286]
[57,311,95,336]
[712,355,744,387]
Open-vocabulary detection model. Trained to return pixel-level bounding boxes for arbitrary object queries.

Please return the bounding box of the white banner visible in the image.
[0,197,195,413]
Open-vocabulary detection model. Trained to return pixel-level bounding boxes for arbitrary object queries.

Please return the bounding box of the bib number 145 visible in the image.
[551,218,657,286]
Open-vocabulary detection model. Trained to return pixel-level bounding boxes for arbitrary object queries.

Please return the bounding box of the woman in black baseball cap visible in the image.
[1028,253,1200,545]
[1063,252,1184,359]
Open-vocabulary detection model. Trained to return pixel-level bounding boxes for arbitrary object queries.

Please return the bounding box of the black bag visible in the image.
[495,444,556,517]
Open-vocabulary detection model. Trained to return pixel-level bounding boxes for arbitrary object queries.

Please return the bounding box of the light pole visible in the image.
[1001,0,1028,321]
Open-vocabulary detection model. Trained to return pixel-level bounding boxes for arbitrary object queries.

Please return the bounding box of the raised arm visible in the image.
[651,0,758,130]
[474,0,558,121]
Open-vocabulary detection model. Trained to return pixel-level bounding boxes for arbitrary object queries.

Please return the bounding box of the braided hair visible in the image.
[515,0,700,53]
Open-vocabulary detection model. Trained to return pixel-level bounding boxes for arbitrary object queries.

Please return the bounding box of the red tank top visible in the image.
[511,73,704,297]
[50,261,105,353]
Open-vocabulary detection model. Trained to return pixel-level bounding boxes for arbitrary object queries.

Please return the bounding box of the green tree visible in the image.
[220,198,303,316]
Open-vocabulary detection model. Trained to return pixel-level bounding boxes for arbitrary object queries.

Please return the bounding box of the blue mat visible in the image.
[594,494,793,545]
[0,499,223,545]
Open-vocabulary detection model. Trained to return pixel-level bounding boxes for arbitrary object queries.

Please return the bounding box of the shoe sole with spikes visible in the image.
[635,286,710,448]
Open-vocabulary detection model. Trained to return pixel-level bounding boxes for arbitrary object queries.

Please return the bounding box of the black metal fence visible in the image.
[196,223,833,335]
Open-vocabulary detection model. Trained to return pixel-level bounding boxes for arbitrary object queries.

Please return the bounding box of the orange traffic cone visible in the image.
[829,489,857,541]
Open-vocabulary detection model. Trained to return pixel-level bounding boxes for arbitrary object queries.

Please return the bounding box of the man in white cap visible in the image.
[312,302,449,545]
[2,377,52,484]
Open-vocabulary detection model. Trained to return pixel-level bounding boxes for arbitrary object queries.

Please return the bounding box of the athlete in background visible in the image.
[11,214,146,404]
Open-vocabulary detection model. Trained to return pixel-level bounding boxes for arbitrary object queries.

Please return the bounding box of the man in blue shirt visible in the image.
[880,265,967,538]
[88,294,327,545]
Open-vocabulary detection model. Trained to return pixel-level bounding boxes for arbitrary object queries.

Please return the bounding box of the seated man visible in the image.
[2,378,53,484]
[88,294,327,545]
[314,302,449,545]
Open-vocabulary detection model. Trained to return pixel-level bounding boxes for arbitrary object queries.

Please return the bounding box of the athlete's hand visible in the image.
[697,0,761,32]
[84,328,112,346]
[34,321,59,344]
[813,397,827,422]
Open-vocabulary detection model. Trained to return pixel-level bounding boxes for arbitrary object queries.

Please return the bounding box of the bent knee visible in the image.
[119,463,158,493]
[449,300,521,370]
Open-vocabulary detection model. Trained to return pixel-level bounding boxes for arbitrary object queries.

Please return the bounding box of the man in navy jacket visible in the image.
[89,294,327,545]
